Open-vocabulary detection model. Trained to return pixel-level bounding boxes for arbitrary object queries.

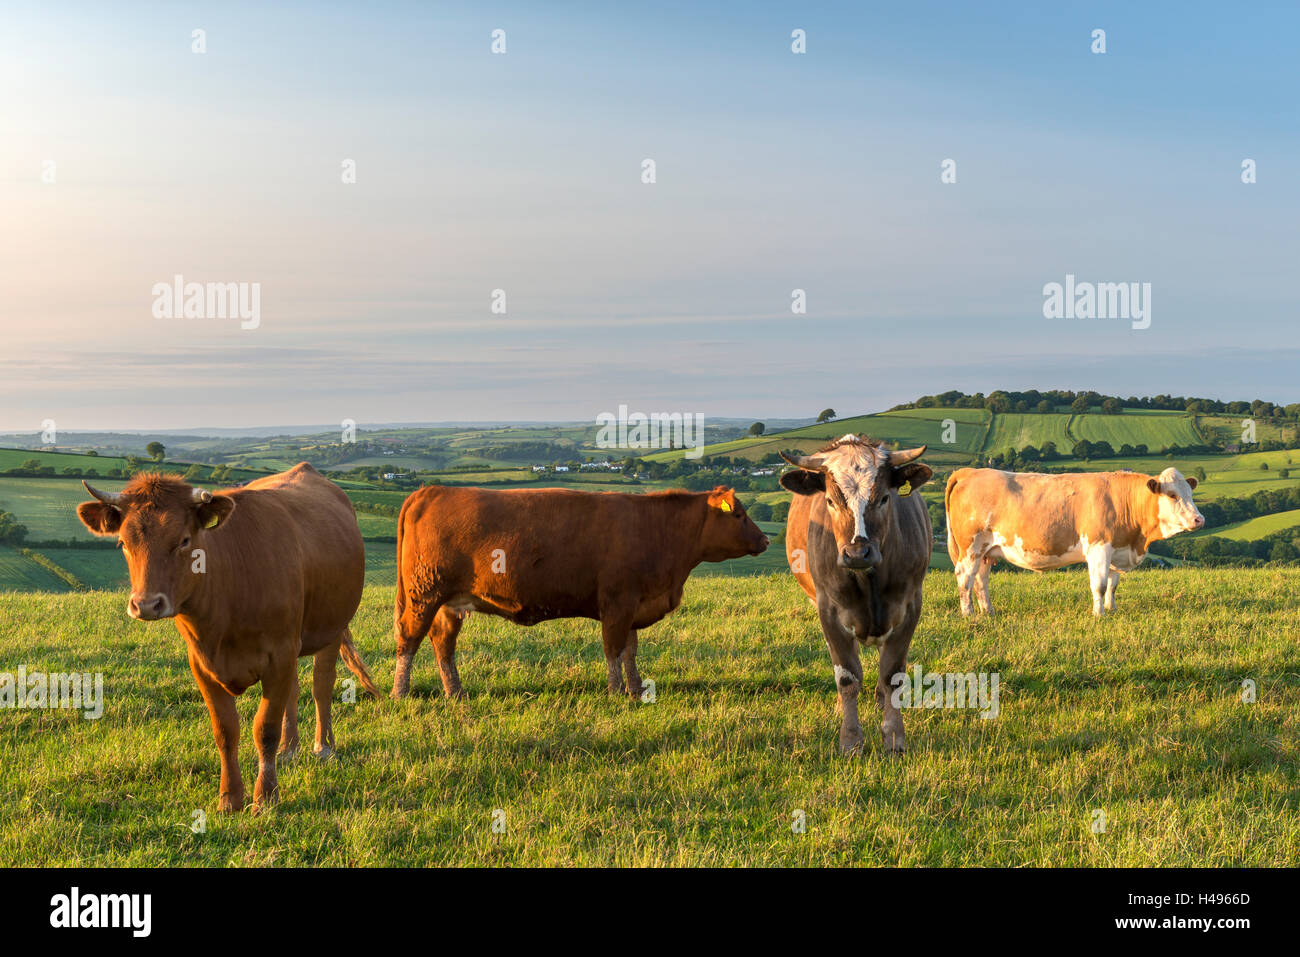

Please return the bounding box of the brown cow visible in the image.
[77,463,379,812]
[781,436,933,754]
[390,485,768,699]
[945,466,1204,617]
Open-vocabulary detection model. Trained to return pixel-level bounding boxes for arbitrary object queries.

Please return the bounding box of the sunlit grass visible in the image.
[1,568,1296,866]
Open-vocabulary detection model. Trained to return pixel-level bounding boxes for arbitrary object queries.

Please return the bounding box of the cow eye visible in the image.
[179,536,191,550]
[1167,493,1176,500]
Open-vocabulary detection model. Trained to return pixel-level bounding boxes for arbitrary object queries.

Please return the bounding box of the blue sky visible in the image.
[1,1,1296,429]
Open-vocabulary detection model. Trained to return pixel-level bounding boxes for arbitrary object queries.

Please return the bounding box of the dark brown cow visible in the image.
[390,485,768,699]
[781,436,933,754]
[77,463,378,812]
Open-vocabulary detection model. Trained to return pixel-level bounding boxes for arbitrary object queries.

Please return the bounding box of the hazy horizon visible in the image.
[3,1,1297,431]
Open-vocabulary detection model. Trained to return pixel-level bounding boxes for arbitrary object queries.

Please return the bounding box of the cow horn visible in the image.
[888,445,927,466]
[191,488,213,504]
[82,480,123,506]
[780,451,826,471]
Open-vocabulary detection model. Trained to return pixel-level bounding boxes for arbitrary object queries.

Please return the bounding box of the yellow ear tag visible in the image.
[203,514,220,529]
[718,499,732,512]
[898,482,912,498]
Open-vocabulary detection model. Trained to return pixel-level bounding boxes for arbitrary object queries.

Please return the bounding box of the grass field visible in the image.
[1,568,1296,866]
[0,477,129,540]
[1070,412,1202,449]
[1191,508,1300,542]
[643,409,988,464]
[983,413,1077,455]
[0,546,68,591]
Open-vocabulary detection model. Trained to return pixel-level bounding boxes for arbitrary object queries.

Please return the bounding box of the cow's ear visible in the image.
[1146,478,1161,494]
[780,469,825,496]
[707,487,737,513]
[77,501,123,536]
[196,494,236,530]
[1186,476,1198,490]
[892,463,932,494]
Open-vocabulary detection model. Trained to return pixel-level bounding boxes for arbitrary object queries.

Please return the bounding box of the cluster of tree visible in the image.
[1,455,212,481]
[1196,484,1300,530]
[896,390,1300,420]
[353,501,401,518]
[982,442,1065,469]
[675,470,781,493]
[1151,528,1300,566]
[0,507,28,545]
[744,500,790,523]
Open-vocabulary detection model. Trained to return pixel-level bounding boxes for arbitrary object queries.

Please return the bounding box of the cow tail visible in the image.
[944,470,962,564]
[392,493,412,644]
[339,627,381,698]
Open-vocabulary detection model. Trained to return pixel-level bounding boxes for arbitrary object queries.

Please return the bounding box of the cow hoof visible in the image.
[252,783,279,809]
[883,737,907,755]
[839,728,864,755]
[277,744,299,761]
[389,688,408,700]
[216,793,243,814]
[313,745,335,761]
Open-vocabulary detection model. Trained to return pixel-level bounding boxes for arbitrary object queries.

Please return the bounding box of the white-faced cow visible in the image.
[77,464,379,812]
[781,436,933,754]
[945,466,1204,617]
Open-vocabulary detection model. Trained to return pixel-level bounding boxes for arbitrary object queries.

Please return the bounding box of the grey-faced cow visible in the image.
[781,436,933,754]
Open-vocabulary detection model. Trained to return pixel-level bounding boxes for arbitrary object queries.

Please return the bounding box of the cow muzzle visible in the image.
[839,537,881,570]
[128,592,174,621]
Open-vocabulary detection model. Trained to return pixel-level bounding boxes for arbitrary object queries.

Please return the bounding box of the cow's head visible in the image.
[780,435,932,570]
[77,474,235,620]
[701,487,769,560]
[1147,467,1204,536]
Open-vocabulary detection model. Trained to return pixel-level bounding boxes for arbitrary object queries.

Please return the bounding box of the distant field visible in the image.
[644,410,987,464]
[1192,508,1300,542]
[35,548,127,590]
[983,413,1075,455]
[3,568,1296,866]
[1198,415,1299,447]
[1070,412,1202,449]
[354,512,397,539]
[0,448,135,473]
[1059,449,1300,502]
[0,477,127,540]
[323,456,445,471]
[0,546,67,590]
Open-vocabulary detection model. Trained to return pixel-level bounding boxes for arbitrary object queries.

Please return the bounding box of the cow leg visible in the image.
[954,555,977,616]
[252,659,296,809]
[974,556,995,616]
[1105,567,1121,612]
[391,597,439,699]
[817,602,863,754]
[600,615,634,696]
[278,663,301,759]
[312,641,338,758]
[876,631,911,754]
[429,606,466,699]
[189,651,243,812]
[1085,543,1114,617]
[621,630,643,699]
